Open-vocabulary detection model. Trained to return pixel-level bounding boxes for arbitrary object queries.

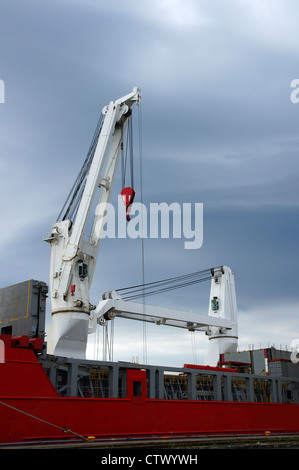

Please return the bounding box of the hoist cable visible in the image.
[57,113,104,222]
[137,102,147,363]
[129,116,134,189]
[121,129,125,188]
[116,268,213,292]
[121,114,135,189]
[121,275,212,301]
[121,127,129,188]
[112,267,220,302]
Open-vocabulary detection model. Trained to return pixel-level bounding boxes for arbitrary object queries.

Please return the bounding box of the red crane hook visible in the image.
[121,187,135,221]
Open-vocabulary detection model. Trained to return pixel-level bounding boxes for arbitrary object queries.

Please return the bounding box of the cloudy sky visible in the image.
[0,0,299,366]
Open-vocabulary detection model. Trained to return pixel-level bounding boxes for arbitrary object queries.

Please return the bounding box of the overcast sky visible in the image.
[0,0,298,366]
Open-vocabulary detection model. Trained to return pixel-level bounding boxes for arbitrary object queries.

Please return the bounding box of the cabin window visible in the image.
[133,380,142,397]
[1,325,12,335]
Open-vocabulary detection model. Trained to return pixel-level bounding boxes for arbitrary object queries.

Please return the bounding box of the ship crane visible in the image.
[45,87,141,358]
[92,265,238,366]
[45,87,238,365]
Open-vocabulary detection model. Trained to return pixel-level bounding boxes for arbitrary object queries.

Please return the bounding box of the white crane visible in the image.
[45,87,141,358]
[92,265,238,366]
[45,87,238,365]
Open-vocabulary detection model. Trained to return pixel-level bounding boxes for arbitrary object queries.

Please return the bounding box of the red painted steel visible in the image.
[0,336,299,444]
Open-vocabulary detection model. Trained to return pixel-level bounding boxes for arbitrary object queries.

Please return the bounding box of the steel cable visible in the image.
[111,267,220,301]
[57,113,104,223]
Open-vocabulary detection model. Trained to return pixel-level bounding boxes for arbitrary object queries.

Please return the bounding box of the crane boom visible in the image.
[91,266,238,366]
[45,87,141,358]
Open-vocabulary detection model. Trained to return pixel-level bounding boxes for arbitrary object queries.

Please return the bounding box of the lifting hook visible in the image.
[121,187,135,221]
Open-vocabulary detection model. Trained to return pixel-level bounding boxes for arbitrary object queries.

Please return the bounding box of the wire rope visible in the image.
[57,113,104,223]
[138,102,147,364]
[0,400,89,441]
[111,267,219,301]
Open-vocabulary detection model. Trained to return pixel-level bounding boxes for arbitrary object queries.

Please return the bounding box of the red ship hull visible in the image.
[1,337,299,444]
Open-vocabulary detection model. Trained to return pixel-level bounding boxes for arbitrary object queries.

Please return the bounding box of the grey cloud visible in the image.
[0,0,298,363]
